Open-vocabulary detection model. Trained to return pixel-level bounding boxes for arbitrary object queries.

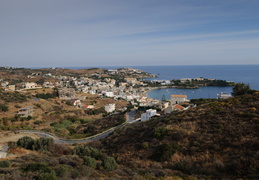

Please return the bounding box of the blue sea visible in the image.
[62,65,259,100]
[134,65,259,100]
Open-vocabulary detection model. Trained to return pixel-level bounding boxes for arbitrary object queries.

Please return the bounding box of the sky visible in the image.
[1,0,259,67]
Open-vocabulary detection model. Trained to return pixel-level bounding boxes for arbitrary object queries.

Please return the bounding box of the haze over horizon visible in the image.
[1,0,259,68]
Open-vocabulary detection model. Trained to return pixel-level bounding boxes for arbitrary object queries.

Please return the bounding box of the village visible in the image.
[0,67,235,160]
[0,67,234,125]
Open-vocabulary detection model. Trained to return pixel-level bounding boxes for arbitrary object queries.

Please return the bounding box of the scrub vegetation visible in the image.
[0,85,258,179]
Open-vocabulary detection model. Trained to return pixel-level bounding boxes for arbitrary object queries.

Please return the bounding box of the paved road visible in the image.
[18,125,120,144]
[0,112,142,156]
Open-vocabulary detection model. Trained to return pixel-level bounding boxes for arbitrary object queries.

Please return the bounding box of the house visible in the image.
[105,103,115,113]
[171,94,188,105]
[58,88,76,99]
[24,82,40,89]
[141,109,157,121]
[160,101,169,110]
[173,104,185,111]
[180,78,192,83]
[17,106,33,118]
[70,99,82,108]
[1,81,9,87]
[125,78,138,85]
[164,104,184,114]
[104,91,114,97]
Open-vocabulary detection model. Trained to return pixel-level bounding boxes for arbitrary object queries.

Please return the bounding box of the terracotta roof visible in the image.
[171,95,187,98]
[173,104,184,110]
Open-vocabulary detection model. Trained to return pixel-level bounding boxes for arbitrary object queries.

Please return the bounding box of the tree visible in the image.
[102,157,117,171]
[16,136,35,150]
[161,94,167,102]
[33,137,54,151]
[83,156,96,168]
[152,143,181,162]
[232,83,251,96]
[0,160,11,168]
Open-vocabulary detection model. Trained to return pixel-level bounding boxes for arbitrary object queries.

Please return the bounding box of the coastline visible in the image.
[146,86,233,100]
[144,86,171,98]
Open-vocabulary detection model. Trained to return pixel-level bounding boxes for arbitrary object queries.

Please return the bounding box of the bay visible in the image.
[147,86,233,101]
[63,64,259,100]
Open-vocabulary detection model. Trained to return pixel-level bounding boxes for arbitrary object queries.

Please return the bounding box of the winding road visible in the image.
[0,110,138,156]
[18,126,117,144]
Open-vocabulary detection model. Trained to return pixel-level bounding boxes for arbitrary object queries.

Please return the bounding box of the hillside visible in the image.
[0,93,258,179]
[98,93,259,179]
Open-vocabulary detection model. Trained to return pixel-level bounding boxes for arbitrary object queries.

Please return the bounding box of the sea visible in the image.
[135,65,259,100]
[46,65,259,100]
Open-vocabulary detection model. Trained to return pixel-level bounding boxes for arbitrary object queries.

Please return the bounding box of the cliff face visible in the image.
[99,93,259,179]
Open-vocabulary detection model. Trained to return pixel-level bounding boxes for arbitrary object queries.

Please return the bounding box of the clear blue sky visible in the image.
[1,0,259,67]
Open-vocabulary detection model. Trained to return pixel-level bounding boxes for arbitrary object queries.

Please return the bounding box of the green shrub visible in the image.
[38,172,57,180]
[0,160,11,168]
[17,136,35,150]
[33,137,54,151]
[232,83,252,96]
[102,157,118,171]
[153,126,168,139]
[36,93,55,99]
[74,145,103,159]
[55,165,69,177]
[142,142,149,149]
[34,120,43,125]
[0,104,8,112]
[22,162,51,173]
[152,143,181,162]
[83,156,96,168]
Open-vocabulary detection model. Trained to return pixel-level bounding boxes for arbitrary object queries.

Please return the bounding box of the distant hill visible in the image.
[98,92,259,179]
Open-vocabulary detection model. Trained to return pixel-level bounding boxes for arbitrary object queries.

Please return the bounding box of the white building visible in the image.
[17,106,34,118]
[180,78,192,83]
[104,91,114,97]
[24,82,37,89]
[141,109,157,121]
[105,103,116,113]
[171,95,188,105]
[71,99,82,108]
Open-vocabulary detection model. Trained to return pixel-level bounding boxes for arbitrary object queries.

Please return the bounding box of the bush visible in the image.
[16,136,35,150]
[55,165,69,177]
[0,160,11,168]
[33,137,54,151]
[153,126,168,139]
[0,104,8,112]
[74,145,103,160]
[152,143,181,162]
[22,162,51,173]
[36,93,55,99]
[83,156,96,168]
[38,172,57,180]
[232,83,252,96]
[102,157,118,171]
